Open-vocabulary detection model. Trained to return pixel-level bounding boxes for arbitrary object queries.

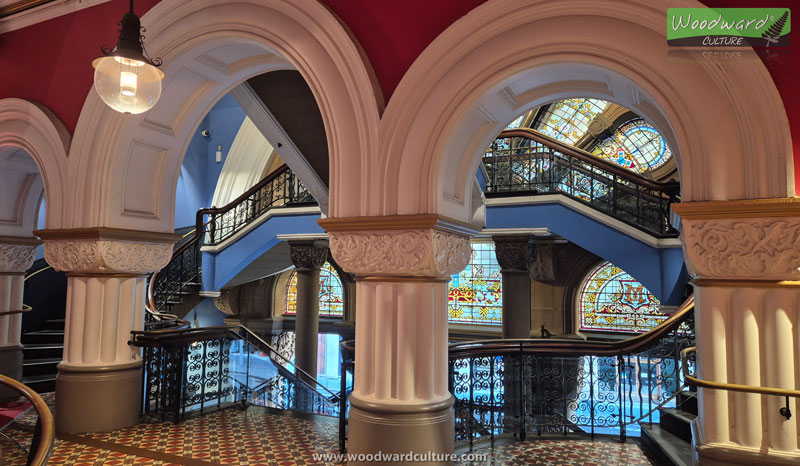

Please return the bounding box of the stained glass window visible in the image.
[578,261,666,333]
[285,262,344,317]
[592,119,672,174]
[506,114,525,129]
[536,98,610,144]
[448,242,502,325]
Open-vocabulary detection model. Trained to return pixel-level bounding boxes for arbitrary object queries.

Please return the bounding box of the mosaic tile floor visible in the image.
[0,393,656,465]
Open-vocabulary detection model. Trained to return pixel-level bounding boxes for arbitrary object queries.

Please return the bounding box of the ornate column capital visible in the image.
[35,228,179,275]
[319,214,479,278]
[530,239,555,281]
[673,199,800,281]
[0,236,41,273]
[288,239,329,271]
[492,234,535,273]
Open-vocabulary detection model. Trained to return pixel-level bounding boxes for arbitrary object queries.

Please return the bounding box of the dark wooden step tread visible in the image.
[23,358,61,366]
[641,424,693,466]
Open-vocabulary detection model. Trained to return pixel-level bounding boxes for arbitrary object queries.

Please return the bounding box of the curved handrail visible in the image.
[195,164,292,222]
[497,128,680,194]
[130,324,339,400]
[24,265,52,282]
[681,346,800,398]
[0,304,32,317]
[449,295,694,358]
[0,375,55,466]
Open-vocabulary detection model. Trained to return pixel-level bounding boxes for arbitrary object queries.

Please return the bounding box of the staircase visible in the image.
[640,388,698,466]
[20,318,64,393]
[148,164,315,316]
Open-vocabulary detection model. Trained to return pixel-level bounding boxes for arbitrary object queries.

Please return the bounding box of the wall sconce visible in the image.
[92,0,164,114]
[215,145,223,163]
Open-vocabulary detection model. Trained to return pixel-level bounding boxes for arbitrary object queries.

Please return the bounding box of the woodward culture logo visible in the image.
[667,8,790,47]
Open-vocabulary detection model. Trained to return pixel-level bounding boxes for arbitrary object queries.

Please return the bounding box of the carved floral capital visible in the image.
[0,244,38,273]
[328,229,471,277]
[289,240,329,270]
[43,239,173,274]
[681,217,800,280]
[493,235,535,272]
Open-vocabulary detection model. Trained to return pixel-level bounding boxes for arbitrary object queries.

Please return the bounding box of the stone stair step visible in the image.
[640,423,693,466]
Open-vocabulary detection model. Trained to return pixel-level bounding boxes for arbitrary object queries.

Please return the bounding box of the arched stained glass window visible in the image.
[285,262,344,317]
[448,242,502,325]
[592,118,672,174]
[536,98,610,144]
[578,261,666,333]
[506,114,525,129]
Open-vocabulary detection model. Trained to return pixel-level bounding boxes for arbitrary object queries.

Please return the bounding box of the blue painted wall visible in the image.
[174,94,247,228]
[202,212,325,291]
[486,202,687,305]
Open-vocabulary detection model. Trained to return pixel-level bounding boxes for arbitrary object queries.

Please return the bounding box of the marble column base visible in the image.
[347,395,455,465]
[0,345,23,400]
[55,360,142,433]
[693,419,800,466]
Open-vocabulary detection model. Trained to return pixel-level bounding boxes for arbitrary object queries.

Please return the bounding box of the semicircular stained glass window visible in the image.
[578,261,666,333]
[285,261,344,317]
[448,242,502,325]
[592,118,672,174]
[536,98,610,144]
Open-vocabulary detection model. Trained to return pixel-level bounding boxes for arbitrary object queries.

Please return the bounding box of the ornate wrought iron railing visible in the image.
[449,296,695,447]
[146,164,315,314]
[337,297,694,452]
[484,129,681,237]
[199,164,314,246]
[131,324,339,422]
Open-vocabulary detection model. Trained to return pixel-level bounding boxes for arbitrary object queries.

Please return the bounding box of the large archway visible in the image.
[68,0,381,232]
[372,0,791,222]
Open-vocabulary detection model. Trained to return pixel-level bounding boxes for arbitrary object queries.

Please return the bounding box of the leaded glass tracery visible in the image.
[285,261,344,317]
[578,261,666,333]
[536,98,610,144]
[448,242,502,325]
[592,119,672,174]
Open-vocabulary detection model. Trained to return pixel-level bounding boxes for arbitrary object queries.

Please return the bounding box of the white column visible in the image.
[321,216,476,465]
[38,229,176,433]
[0,239,38,391]
[675,200,800,466]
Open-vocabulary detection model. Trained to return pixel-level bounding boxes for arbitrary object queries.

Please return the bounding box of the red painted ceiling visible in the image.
[0,0,797,189]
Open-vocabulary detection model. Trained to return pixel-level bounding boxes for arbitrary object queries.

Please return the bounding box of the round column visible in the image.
[321,215,476,465]
[0,237,38,399]
[492,234,534,339]
[674,199,800,466]
[288,240,328,386]
[37,228,176,433]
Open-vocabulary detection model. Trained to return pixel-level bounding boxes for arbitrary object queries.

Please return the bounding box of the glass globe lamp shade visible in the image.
[92,55,165,114]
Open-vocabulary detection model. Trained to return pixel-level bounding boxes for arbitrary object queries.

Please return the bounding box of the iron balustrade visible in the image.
[485,129,680,238]
[336,297,694,452]
[199,164,314,246]
[147,164,316,314]
[131,325,339,422]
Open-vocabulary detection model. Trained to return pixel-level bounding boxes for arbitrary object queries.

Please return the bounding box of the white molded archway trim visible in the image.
[372,0,792,222]
[68,0,381,231]
[0,98,70,232]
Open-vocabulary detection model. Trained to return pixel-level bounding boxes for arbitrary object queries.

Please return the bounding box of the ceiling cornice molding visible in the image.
[0,0,112,34]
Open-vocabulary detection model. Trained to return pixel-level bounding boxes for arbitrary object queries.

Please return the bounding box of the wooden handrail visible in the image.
[0,375,55,466]
[0,304,32,317]
[449,295,694,358]
[497,128,681,194]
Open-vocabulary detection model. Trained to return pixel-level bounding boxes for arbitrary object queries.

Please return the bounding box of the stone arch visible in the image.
[373,0,792,223]
[0,98,70,232]
[68,0,381,231]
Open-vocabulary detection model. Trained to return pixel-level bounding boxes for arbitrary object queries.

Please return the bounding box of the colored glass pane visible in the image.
[536,98,610,144]
[506,114,524,129]
[285,262,344,317]
[448,242,502,325]
[578,261,666,333]
[592,119,672,173]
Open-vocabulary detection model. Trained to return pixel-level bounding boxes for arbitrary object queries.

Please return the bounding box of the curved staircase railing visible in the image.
[0,375,55,466]
[337,296,694,452]
[486,128,681,237]
[146,164,315,316]
[130,324,339,422]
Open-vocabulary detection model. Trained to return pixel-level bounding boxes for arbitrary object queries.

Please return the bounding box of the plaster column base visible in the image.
[0,346,23,400]
[347,396,455,465]
[55,361,142,433]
